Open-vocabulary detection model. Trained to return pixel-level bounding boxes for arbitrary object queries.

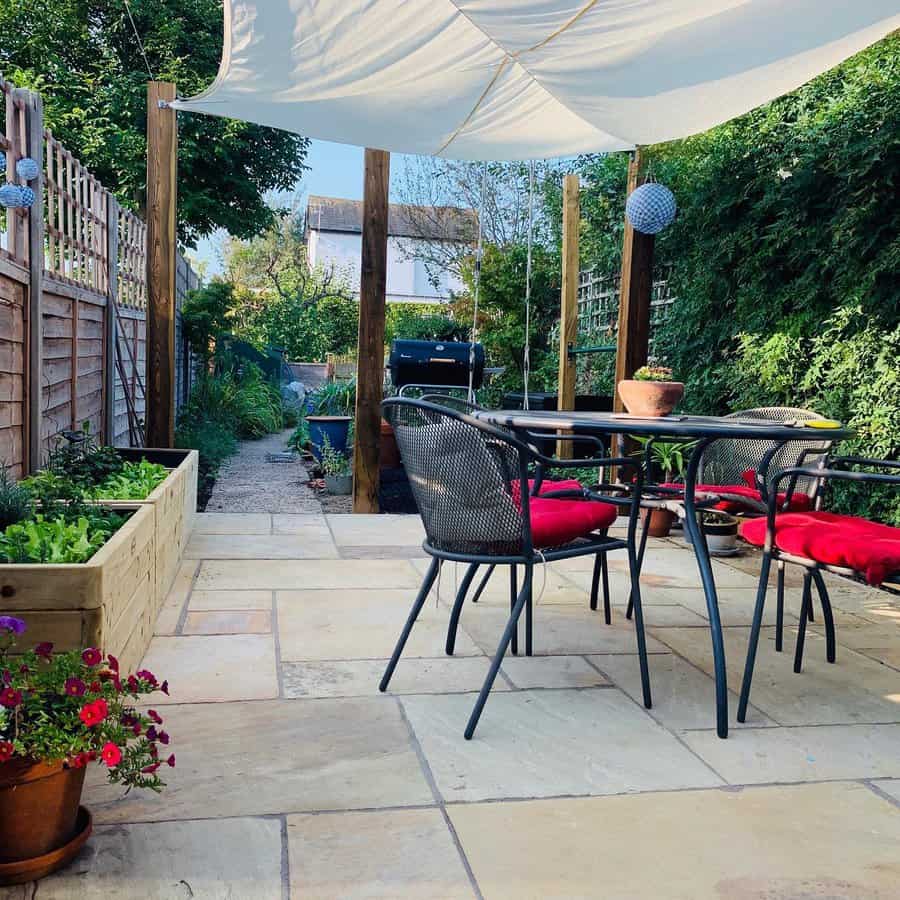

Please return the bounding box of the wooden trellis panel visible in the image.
[118,207,147,309]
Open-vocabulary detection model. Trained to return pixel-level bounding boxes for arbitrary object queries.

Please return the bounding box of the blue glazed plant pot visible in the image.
[307,416,352,462]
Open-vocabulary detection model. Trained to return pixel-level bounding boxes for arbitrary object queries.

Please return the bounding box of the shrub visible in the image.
[0,467,31,530]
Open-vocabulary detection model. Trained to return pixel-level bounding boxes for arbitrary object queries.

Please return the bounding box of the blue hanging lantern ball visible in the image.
[0,156,6,175]
[0,184,26,208]
[15,157,40,181]
[625,182,677,235]
[18,186,36,208]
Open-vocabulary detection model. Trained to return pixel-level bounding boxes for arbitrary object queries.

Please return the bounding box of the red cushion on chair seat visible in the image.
[529,496,618,549]
[658,482,812,513]
[510,478,585,498]
[740,512,900,585]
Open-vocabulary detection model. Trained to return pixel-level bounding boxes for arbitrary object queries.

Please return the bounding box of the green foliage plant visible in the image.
[319,437,351,477]
[632,365,676,383]
[0,467,32,530]
[632,437,697,482]
[92,461,168,501]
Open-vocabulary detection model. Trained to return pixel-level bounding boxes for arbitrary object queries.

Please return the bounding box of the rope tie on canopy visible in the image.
[435,0,601,156]
[468,161,488,402]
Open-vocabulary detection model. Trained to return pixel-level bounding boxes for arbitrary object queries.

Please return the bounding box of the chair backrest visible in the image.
[384,398,529,557]
[699,407,833,497]
[418,393,480,415]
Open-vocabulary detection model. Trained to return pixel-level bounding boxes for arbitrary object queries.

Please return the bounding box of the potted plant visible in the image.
[306,380,355,461]
[0,618,173,885]
[618,365,684,417]
[684,509,741,555]
[632,437,697,537]
[320,438,353,495]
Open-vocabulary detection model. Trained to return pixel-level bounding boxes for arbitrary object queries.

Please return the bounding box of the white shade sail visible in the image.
[172,0,899,160]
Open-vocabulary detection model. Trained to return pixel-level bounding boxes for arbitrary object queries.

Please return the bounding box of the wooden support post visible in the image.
[352,148,390,513]
[614,148,654,413]
[20,89,44,473]
[556,173,580,458]
[104,196,119,445]
[145,81,177,448]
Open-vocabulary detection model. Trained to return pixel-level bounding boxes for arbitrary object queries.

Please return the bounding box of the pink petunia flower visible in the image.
[166,754,175,767]
[81,647,102,667]
[100,742,122,767]
[64,677,86,697]
[148,709,163,725]
[0,740,14,762]
[35,641,54,659]
[0,687,22,708]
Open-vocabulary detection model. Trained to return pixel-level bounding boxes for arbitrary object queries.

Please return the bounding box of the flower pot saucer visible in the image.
[0,806,92,886]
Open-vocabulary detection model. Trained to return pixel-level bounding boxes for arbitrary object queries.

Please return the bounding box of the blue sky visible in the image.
[192,139,409,276]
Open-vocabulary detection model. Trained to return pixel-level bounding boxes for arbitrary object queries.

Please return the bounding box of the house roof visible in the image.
[306,196,476,242]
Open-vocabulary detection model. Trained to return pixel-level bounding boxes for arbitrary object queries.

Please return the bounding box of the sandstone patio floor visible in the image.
[5,514,900,899]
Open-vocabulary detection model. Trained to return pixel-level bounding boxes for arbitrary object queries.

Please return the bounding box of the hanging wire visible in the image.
[468,161,488,403]
[522,159,535,411]
[124,0,155,81]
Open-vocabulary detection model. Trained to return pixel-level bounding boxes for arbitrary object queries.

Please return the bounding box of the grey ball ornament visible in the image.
[16,157,40,181]
[625,182,677,235]
[0,183,25,208]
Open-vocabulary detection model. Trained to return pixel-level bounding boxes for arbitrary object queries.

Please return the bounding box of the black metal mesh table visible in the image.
[474,409,851,737]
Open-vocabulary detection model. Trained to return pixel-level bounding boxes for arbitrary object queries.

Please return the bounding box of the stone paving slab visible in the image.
[196,558,421,591]
[455,602,670,657]
[185,532,339,559]
[282,657,505,698]
[277,588,483,660]
[653,626,900,726]
[448,782,900,900]
[401,688,722,802]
[287,808,475,899]
[683,723,900,784]
[499,655,610,689]
[154,559,199,635]
[188,589,273,610]
[183,609,272,635]
[194,513,274,534]
[327,513,426,546]
[86,698,434,823]
[591,652,776,731]
[141,634,279,704]
[0,818,283,899]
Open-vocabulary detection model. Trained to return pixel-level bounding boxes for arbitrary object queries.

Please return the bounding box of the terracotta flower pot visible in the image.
[618,379,684,417]
[379,418,402,469]
[0,757,87,872]
[643,507,675,538]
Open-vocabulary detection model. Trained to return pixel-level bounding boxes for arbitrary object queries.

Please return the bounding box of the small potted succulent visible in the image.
[0,617,173,886]
[684,509,741,555]
[618,365,684,417]
[320,438,353,495]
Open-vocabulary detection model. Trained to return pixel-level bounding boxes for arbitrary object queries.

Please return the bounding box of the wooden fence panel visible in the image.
[0,260,27,477]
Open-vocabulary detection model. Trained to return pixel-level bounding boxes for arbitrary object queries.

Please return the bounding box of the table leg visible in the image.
[682,438,729,738]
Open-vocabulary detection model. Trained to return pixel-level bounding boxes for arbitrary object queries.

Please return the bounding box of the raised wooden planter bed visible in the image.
[0,505,156,673]
[102,448,199,610]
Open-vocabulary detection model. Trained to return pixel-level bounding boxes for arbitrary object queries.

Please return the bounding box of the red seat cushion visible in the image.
[740,512,900,585]
[658,482,812,513]
[532,478,584,496]
[529,496,617,548]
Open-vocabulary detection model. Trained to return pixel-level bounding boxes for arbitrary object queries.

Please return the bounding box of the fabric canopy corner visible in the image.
[171,0,900,160]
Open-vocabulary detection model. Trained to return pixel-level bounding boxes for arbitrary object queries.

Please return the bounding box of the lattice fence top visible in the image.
[118,207,147,309]
[1,75,28,264]
[44,131,110,292]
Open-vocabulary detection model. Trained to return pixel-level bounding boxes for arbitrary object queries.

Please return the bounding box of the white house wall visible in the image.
[307,230,465,304]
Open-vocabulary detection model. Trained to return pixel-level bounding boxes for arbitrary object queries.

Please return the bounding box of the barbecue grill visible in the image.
[389,339,484,390]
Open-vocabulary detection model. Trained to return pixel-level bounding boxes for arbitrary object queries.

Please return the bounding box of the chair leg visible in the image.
[737,552,772,722]
[465,563,533,740]
[626,541,652,709]
[525,563,534,656]
[590,554,601,611]
[793,573,813,674]
[810,568,836,664]
[601,552,611,625]
[446,563,480,656]
[471,564,496,604]
[626,511,651,621]
[510,564,518,656]
[381,558,440,692]
[775,562,785,652]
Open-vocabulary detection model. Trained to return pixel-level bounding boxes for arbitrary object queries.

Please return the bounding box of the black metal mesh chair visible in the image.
[380,397,652,739]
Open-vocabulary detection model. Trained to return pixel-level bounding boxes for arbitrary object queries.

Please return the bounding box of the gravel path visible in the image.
[204,429,323,514]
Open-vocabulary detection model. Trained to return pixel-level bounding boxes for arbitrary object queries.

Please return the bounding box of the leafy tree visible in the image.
[225,213,358,360]
[0,0,309,245]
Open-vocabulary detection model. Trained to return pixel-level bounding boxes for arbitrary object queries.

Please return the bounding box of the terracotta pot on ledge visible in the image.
[617,379,684,417]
